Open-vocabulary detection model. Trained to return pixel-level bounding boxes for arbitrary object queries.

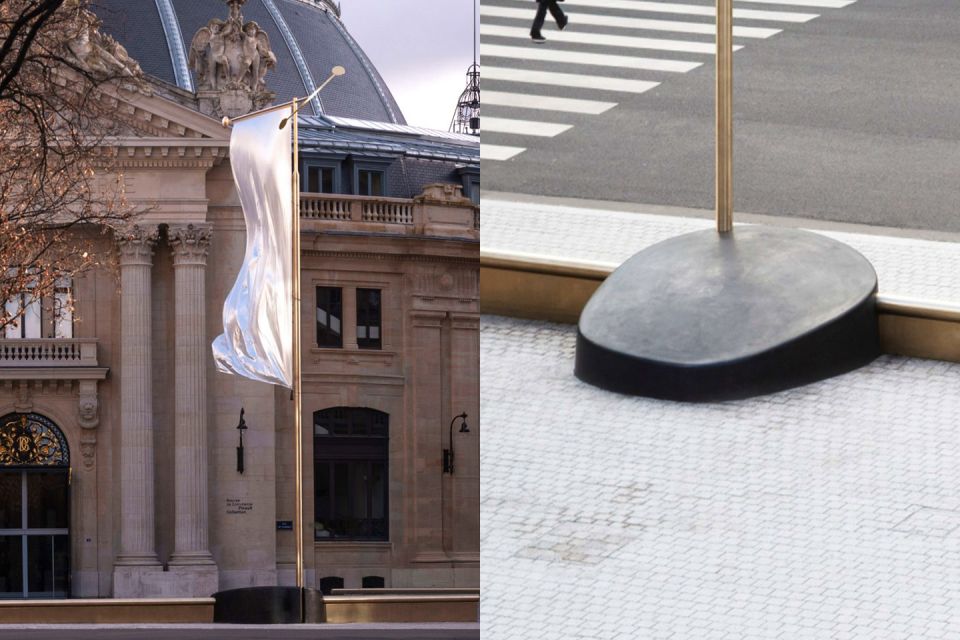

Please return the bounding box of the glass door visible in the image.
[0,469,69,599]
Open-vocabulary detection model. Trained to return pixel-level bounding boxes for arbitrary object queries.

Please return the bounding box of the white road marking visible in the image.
[483,67,661,94]
[481,43,701,73]
[484,90,618,114]
[559,0,818,23]
[480,5,781,38]
[483,117,574,137]
[481,144,527,161]
[482,23,743,55]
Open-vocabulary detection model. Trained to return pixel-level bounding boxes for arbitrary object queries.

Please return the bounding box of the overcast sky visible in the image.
[339,0,479,131]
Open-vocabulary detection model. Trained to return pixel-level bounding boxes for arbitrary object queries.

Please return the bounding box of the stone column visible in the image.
[168,225,218,593]
[114,226,162,592]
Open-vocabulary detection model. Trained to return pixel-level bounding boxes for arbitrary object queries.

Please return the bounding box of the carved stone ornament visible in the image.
[189,0,278,118]
[115,225,159,266]
[64,4,149,95]
[169,224,213,265]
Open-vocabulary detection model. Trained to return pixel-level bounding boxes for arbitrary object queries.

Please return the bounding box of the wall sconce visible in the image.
[443,412,469,474]
[237,407,248,474]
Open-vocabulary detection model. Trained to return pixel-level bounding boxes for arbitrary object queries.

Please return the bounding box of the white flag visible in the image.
[212,107,294,388]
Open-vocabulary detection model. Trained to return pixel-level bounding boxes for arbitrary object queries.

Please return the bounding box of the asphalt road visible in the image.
[0,624,479,640]
[481,0,960,232]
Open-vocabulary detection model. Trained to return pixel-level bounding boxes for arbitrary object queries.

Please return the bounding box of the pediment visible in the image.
[103,84,230,142]
[50,68,229,143]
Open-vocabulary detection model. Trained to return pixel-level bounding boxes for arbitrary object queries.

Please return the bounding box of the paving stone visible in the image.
[481,315,960,639]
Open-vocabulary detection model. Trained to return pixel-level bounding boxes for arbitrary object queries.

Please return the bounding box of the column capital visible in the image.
[116,225,159,266]
[169,223,213,266]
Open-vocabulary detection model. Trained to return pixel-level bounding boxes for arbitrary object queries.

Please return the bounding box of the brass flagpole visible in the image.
[291,96,304,590]
[222,66,345,593]
[716,0,733,233]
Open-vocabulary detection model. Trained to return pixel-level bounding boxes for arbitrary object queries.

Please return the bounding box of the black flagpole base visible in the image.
[213,586,325,623]
[574,226,881,402]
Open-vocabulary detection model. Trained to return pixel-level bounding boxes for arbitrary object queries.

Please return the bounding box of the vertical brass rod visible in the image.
[291,97,304,590]
[716,0,734,233]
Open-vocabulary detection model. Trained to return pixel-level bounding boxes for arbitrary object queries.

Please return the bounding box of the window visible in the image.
[303,163,338,194]
[356,289,381,350]
[319,576,344,595]
[2,277,72,340]
[314,408,388,541]
[362,576,384,588]
[53,278,73,339]
[3,293,40,339]
[356,169,385,197]
[316,287,342,348]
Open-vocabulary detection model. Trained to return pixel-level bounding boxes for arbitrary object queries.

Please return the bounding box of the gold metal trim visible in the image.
[0,598,214,624]
[481,250,960,364]
[322,594,479,624]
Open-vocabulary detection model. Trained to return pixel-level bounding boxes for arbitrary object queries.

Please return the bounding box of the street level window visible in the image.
[314,407,388,541]
[356,288,382,350]
[316,286,343,348]
[356,169,384,197]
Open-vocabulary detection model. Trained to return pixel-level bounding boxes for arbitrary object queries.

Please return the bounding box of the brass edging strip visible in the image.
[481,250,960,364]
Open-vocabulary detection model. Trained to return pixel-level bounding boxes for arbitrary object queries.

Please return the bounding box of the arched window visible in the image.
[0,413,70,599]
[313,408,388,541]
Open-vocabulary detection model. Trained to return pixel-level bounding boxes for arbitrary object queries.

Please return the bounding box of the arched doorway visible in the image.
[0,413,70,599]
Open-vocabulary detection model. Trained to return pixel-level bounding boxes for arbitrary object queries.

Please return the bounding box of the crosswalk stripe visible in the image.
[481,43,701,73]
[483,117,574,137]
[480,5,781,38]
[484,90,617,114]
[481,23,742,54]
[736,0,853,7]
[482,144,526,161]
[484,67,660,94]
[556,0,818,23]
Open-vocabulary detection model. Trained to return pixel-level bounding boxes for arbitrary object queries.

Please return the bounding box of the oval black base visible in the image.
[574,226,881,401]
[212,586,325,624]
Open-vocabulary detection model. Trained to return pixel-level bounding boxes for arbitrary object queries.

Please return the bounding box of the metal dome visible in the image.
[93,0,406,123]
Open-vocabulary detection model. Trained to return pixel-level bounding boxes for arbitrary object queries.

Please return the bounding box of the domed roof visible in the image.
[94,0,406,124]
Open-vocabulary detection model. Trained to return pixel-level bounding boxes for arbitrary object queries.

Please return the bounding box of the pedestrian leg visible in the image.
[547,0,567,29]
[531,2,548,41]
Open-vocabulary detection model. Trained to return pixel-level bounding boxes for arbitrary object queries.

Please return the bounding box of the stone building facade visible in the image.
[0,0,478,599]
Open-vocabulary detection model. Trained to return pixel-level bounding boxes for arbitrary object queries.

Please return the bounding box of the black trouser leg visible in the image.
[531,3,548,35]
[547,1,566,24]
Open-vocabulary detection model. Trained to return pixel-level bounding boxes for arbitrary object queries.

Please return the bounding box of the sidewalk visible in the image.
[481,197,960,639]
[482,196,960,303]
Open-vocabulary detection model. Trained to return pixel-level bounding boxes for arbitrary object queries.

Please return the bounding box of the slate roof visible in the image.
[298,116,480,166]
[93,0,406,123]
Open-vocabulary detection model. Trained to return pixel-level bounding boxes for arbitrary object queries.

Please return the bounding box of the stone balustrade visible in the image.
[0,339,99,367]
[300,190,479,239]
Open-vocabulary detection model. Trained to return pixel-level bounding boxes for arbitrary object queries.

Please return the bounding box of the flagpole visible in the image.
[291,96,304,590]
[716,0,733,233]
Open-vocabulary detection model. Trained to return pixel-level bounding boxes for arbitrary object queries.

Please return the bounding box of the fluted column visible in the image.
[168,224,216,566]
[115,225,161,568]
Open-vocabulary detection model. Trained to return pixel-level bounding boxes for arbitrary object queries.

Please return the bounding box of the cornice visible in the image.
[303,250,478,266]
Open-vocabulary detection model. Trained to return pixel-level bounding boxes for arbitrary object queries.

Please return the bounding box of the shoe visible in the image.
[531,32,546,43]
[558,15,568,30]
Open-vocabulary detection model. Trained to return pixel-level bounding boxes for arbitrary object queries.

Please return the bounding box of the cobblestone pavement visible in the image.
[482,198,960,302]
[481,316,960,639]
[481,198,960,638]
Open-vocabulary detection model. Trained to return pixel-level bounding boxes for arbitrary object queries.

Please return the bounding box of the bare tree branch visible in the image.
[0,0,145,332]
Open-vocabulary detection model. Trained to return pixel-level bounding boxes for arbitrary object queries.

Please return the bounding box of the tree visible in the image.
[0,0,145,334]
